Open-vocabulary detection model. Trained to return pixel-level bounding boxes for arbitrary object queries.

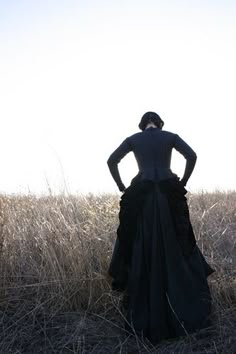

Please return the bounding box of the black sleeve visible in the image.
[174,134,197,186]
[107,138,132,191]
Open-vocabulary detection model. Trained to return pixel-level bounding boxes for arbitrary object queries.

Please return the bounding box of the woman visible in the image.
[107,112,214,344]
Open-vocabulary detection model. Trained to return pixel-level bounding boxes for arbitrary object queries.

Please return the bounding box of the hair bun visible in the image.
[139,112,164,131]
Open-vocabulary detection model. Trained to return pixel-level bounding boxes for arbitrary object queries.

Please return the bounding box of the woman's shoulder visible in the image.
[126,131,143,142]
[160,129,176,137]
[127,129,177,141]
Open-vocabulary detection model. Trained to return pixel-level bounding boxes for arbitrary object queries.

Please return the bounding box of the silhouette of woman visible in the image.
[107,112,214,344]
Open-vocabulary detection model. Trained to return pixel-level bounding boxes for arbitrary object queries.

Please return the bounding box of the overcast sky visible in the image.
[0,0,235,194]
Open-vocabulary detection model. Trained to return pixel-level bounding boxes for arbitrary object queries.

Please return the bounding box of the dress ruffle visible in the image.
[109,177,214,343]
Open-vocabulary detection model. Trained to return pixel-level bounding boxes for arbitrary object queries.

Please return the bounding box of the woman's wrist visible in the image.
[118,183,126,192]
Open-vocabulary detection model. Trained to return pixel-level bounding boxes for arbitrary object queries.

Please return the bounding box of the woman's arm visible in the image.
[174,134,197,186]
[107,138,132,191]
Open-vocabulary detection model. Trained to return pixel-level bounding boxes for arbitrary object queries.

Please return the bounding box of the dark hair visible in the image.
[138,111,164,131]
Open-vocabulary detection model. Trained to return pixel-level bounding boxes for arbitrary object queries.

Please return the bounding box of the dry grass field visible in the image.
[0,191,235,353]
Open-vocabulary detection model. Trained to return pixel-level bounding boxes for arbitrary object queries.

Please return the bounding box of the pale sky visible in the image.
[0,0,235,194]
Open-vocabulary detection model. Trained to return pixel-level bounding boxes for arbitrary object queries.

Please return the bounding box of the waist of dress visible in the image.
[137,167,176,182]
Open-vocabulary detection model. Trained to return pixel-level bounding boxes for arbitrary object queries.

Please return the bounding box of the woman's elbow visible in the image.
[190,152,197,165]
[192,152,197,161]
[186,152,197,164]
[107,157,111,168]
[107,155,114,168]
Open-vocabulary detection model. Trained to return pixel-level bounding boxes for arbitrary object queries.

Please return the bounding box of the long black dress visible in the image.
[107,127,214,343]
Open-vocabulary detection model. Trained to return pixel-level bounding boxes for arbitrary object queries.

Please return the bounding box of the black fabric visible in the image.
[109,180,154,291]
[108,178,214,343]
[158,178,196,257]
[109,177,201,288]
[107,127,213,344]
[107,127,197,191]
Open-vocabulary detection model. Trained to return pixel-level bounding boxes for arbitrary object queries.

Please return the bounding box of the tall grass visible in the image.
[0,192,235,353]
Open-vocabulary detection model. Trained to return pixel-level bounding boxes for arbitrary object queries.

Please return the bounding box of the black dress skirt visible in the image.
[109,178,214,344]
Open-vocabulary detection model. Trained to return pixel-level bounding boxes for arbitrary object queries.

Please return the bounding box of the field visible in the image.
[0,191,235,353]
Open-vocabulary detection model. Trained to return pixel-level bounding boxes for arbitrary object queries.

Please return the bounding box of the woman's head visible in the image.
[138,111,164,131]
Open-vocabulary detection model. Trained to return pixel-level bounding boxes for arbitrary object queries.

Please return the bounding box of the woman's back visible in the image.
[108,126,197,189]
[128,127,196,174]
[127,128,175,170]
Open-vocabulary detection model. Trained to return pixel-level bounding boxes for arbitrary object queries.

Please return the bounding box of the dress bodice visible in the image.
[107,127,197,191]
